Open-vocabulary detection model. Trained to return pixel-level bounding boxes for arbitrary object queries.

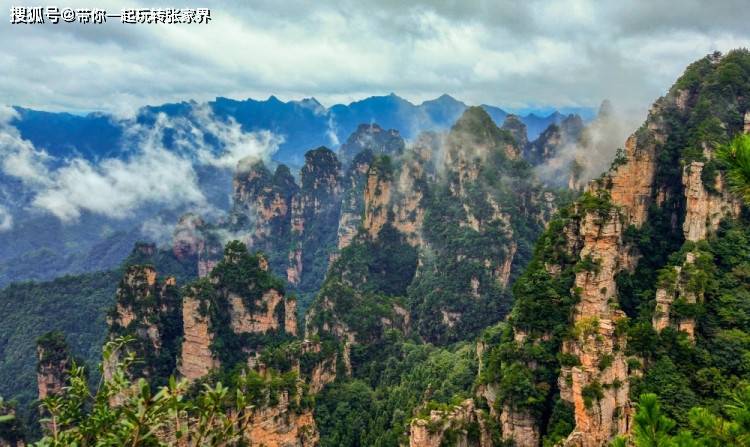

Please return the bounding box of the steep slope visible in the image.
[0,271,119,414]
[524,113,584,167]
[187,146,343,311]
[477,49,750,446]
[99,241,317,446]
[0,242,195,423]
[408,107,555,344]
[303,107,562,445]
[336,123,405,169]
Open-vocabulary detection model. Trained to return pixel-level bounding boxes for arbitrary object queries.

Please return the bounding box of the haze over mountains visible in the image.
[0,93,596,288]
[11,93,592,168]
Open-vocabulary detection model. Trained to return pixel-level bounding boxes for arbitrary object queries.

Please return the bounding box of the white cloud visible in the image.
[0,106,51,187]
[140,215,179,246]
[187,105,283,169]
[0,104,280,221]
[0,0,747,117]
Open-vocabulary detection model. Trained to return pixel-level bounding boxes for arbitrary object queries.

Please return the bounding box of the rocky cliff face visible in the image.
[501,114,528,156]
[362,157,394,240]
[35,332,70,401]
[107,265,182,381]
[337,123,405,169]
[245,390,318,447]
[408,399,491,447]
[650,105,748,343]
[288,148,342,287]
[681,160,741,242]
[178,243,297,382]
[171,214,221,278]
[346,131,434,249]
[547,89,674,447]
[172,213,206,262]
[337,149,376,250]
[232,161,299,273]
[557,206,633,447]
[109,241,319,445]
[231,148,343,290]
[179,287,220,381]
[524,114,584,167]
[477,51,750,447]
[407,107,550,344]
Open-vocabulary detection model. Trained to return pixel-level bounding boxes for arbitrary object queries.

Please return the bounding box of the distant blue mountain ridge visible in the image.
[11,93,594,168]
[0,93,593,289]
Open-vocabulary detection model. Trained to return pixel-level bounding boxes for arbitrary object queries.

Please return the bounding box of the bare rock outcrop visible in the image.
[106,265,182,383]
[245,391,319,447]
[363,161,393,239]
[179,293,219,381]
[36,333,70,401]
[408,399,491,447]
[682,161,740,242]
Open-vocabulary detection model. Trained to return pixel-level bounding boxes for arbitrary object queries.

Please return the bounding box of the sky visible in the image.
[0,1,748,117]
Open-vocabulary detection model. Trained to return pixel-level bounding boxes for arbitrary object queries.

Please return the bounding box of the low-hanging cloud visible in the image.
[534,103,639,188]
[0,104,281,222]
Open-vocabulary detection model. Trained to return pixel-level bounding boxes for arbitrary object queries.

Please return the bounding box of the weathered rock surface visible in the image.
[501,114,528,156]
[408,399,491,447]
[179,294,219,381]
[337,123,405,169]
[682,161,740,242]
[36,338,69,401]
[229,289,297,336]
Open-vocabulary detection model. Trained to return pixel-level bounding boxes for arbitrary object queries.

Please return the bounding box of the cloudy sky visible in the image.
[1,0,748,117]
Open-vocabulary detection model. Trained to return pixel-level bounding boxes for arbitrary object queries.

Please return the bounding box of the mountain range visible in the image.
[11,94,592,167]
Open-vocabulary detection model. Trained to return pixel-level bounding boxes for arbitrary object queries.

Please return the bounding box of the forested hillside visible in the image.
[3,50,750,447]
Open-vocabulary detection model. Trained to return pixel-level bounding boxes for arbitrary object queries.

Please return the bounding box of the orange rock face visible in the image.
[229,290,285,334]
[609,135,657,227]
[408,399,491,447]
[500,404,539,447]
[245,392,319,447]
[36,349,68,401]
[557,208,633,447]
[363,166,392,240]
[682,161,740,242]
[179,296,219,381]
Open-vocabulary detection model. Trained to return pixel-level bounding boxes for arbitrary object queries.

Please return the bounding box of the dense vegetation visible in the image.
[0,242,196,427]
[408,107,552,344]
[616,50,750,430]
[32,337,285,446]
[315,340,478,446]
[0,271,119,420]
[477,202,583,444]
[190,241,296,369]
[303,106,572,445]
[5,51,750,446]
[614,391,750,446]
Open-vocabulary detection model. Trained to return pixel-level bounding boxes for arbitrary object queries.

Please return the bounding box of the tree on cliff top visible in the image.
[718,133,750,203]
